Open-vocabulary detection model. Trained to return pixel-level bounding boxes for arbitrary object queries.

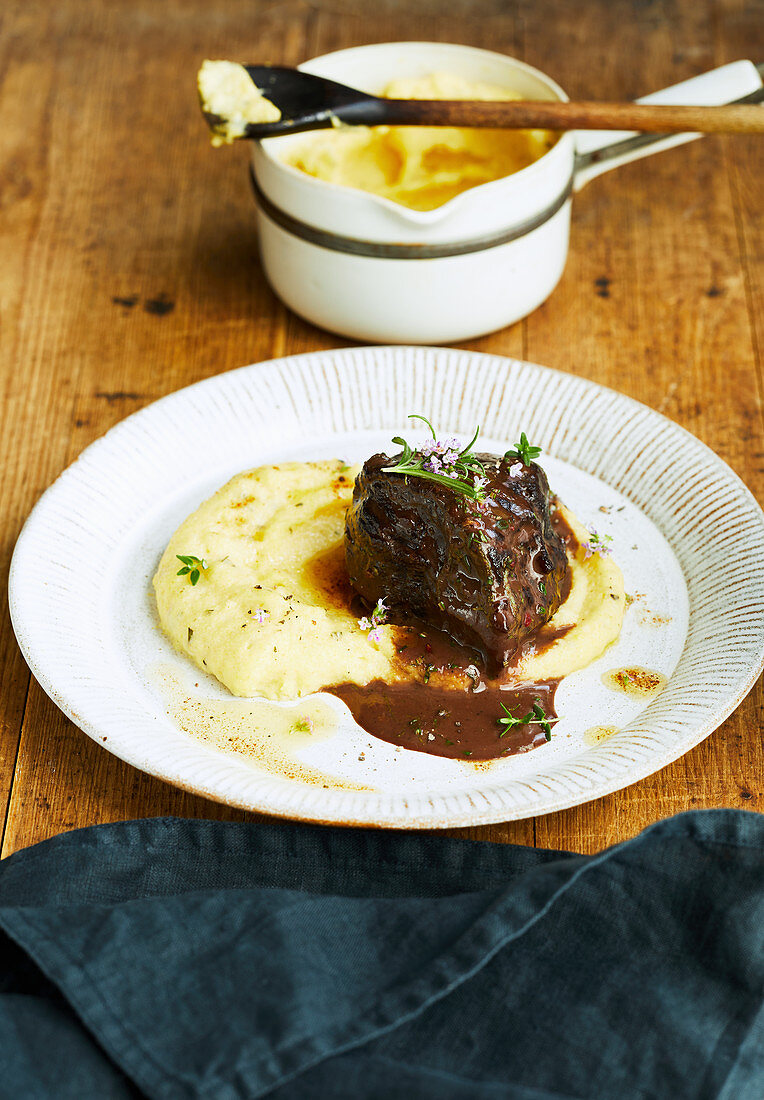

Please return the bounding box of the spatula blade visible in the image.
[241,66,384,137]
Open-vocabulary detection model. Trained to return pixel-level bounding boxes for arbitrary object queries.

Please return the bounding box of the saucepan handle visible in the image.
[573,59,764,191]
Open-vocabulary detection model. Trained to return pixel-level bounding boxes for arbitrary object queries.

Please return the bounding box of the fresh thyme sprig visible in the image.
[176,554,207,586]
[498,700,557,742]
[383,414,487,502]
[504,432,542,466]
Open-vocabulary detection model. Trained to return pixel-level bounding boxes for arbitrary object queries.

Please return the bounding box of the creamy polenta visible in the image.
[278,72,556,211]
[153,460,625,700]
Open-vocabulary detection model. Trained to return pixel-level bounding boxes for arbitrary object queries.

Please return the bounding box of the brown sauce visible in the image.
[327,619,561,760]
[551,499,580,555]
[512,621,574,667]
[329,676,558,760]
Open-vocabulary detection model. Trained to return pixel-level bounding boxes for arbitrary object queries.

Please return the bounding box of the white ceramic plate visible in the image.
[10,347,764,827]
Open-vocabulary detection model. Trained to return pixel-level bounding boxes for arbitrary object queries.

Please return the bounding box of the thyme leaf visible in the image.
[504,432,542,466]
[498,699,558,741]
[176,554,208,586]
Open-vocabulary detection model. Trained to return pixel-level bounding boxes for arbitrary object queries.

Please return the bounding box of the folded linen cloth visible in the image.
[0,809,761,1099]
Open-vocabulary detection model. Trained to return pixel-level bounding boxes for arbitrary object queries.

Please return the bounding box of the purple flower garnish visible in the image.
[583,529,613,559]
[383,415,487,503]
[359,598,388,643]
[291,715,314,734]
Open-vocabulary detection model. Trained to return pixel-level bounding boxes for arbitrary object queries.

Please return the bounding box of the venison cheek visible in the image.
[344,452,570,673]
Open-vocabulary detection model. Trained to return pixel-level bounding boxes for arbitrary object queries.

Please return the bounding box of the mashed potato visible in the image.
[198,60,281,146]
[278,72,556,211]
[153,460,625,699]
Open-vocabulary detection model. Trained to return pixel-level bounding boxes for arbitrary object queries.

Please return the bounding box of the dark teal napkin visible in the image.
[0,810,761,1099]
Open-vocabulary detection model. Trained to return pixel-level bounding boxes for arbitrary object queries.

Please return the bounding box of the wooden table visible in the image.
[1,0,762,857]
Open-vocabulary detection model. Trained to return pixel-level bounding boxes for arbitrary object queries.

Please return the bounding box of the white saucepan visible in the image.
[250,42,763,344]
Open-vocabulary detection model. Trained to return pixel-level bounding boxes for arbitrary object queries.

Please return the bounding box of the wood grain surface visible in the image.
[0,0,761,858]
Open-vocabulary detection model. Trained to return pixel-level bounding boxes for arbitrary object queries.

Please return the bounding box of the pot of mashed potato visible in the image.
[238,43,759,342]
[247,41,578,343]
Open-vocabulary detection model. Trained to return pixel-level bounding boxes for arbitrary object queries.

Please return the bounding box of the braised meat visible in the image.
[344,451,569,672]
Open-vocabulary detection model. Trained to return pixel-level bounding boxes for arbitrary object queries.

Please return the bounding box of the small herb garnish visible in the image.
[358,597,388,643]
[291,716,314,734]
[504,432,542,466]
[383,414,487,502]
[583,529,613,559]
[176,554,207,586]
[498,700,557,741]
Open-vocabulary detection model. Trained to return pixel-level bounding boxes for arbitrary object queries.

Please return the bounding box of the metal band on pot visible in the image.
[249,169,574,259]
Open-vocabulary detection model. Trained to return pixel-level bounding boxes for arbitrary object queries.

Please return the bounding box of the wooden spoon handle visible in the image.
[382,99,764,133]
